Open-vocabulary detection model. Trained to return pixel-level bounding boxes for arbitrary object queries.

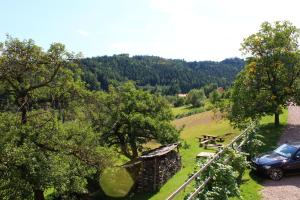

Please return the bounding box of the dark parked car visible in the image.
[251,143,300,180]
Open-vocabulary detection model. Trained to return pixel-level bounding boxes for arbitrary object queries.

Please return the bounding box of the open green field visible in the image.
[171,102,213,118]
[146,111,239,200]
[141,110,288,200]
[92,110,238,200]
[99,109,288,200]
[172,105,197,116]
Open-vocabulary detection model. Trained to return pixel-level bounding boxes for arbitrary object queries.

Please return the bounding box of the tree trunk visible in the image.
[21,107,27,124]
[19,95,28,124]
[130,143,138,159]
[129,136,138,159]
[274,112,280,126]
[34,189,45,200]
[120,143,132,159]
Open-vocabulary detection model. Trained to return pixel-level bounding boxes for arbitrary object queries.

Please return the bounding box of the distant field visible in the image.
[172,105,195,115]
[171,102,213,118]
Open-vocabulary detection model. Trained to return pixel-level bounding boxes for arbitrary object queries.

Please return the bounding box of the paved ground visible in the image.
[261,105,300,200]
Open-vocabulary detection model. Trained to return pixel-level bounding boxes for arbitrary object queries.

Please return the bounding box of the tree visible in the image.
[89,82,180,160]
[187,89,206,107]
[209,90,222,104]
[229,21,300,126]
[80,56,245,94]
[0,36,114,200]
[174,96,186,107]
[203,83,218,97]
[0,112,113,199]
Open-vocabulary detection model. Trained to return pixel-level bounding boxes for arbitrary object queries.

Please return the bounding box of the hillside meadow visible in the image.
[122,108,288,200]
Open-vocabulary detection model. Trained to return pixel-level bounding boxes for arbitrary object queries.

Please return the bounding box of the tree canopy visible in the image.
[229,21,300,126]
[187,88,206,107]
[85,82,180,160]
[0,36,181,199]
[0,36,114,200]
[81,55,244,94]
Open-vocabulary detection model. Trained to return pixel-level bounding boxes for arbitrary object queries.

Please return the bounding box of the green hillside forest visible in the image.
[81,55,244,94]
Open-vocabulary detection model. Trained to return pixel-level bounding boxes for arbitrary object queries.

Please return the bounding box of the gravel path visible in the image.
[261,105,300,200]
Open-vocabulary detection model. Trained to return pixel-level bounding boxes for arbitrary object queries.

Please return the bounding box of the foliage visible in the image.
[174,96,186,107]
[203,83,218,97]
[80,55,244,94]
[229,21,300,127]
[187,89,206,107]
[209,90,222,104]
[224,149,249,182]
[191,148,249,200]
[0,36,115,200]
[241,122,264,159]
[0,111,115,200]
[188,126,253,200]
[86,82,180,160]
[197,162,240,200]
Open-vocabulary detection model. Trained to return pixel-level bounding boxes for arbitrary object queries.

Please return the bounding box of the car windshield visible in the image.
[274,144,298,158]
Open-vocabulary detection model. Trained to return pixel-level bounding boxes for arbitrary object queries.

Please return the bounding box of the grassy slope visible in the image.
[93,110,237,200]
[98,108,288,200]
[147,111,239,200]
[171,102,213,117]
[172,105,194,116]
[231,109,288,200]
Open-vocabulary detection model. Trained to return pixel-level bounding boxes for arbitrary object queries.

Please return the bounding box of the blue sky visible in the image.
[1,0,300,61]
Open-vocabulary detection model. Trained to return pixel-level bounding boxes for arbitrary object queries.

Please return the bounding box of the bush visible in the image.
[187,89,206,107]
[174,97,186,107]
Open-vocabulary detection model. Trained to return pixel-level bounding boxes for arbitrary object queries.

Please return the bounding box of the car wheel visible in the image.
[268,168,283,181]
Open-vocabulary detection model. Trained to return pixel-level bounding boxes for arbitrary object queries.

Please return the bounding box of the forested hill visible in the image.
[81,55,245,94]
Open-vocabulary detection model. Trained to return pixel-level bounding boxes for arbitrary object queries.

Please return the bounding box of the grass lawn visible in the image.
[97,109,288,200]
[231,109,288,200]
[172,105,196,116]
[145,110,288,200]
[144,111,239,200]
[171,101,213,117]
[100,111,238,200]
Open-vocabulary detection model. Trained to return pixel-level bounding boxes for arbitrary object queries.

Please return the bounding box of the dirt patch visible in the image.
[261,105,300,200]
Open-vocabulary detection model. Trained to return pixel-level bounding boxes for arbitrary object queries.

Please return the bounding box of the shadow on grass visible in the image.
[248,170,265,183]
[257,123,285,154]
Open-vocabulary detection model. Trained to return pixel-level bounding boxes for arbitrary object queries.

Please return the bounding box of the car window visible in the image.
[274,144,298,158]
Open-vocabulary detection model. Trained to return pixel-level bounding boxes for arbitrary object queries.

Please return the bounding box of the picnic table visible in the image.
[197,134,224,143]
[196,133,233,149]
